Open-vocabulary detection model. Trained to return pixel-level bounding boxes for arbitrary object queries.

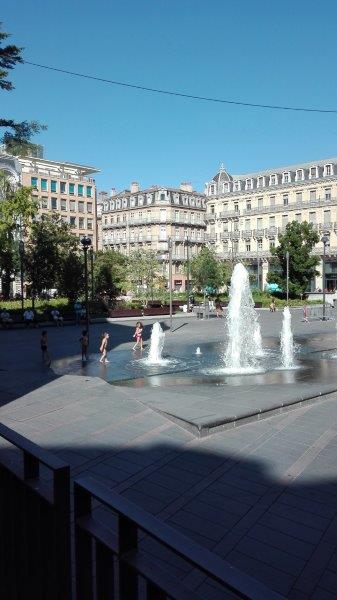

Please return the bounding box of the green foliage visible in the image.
[57,252,84,301]
[93,250,127,302]
[190,247,225,293]
[267,221,320,297]
[125,249,162,304]
[0,23,46,152]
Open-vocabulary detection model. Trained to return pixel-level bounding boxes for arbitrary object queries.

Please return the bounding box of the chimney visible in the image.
[110,187,117,197]
[180,182,193,192]
[130,181,140,194]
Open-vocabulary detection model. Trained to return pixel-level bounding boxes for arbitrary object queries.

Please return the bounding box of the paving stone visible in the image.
[169,510,228,543]
[235,535,306,577]
[121,488,164,514]
[259,512,324,545]
[317,569,337,595]
[279,491,337,520]
[196,489,251,518]
[129,480,179,503]
[269,502,331,532]
[226,549,295,596]
[249,523,315,561]
[183,498,240,529]
[311,586,337,600]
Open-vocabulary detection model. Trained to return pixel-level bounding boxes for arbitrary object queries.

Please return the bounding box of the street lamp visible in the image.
[321,234,330,321]
[19,240,25,311]
[286,250,290,304]
[185,234,190,312]
[168,237,173,330]
[89,248,95,300]
[81,236,92,338]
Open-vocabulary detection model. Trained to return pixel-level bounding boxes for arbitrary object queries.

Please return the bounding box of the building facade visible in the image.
[205,159,337,290]
[19,156,100,249]
[100,182,207,290]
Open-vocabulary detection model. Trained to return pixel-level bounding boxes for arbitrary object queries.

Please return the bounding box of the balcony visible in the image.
[229,231,240,240]
[265,227,278,238]
[205,213,216,223]
[241,230,253,239]
[205,234,217,242]
[220,231,230,240]
[219,210,240,219]
[252,229,265,238]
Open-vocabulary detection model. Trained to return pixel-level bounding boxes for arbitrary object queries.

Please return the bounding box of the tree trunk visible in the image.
[1,271,12,299]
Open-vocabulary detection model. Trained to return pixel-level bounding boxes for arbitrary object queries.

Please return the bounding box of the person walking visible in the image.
[74,300,82,325]
[215,298,223,318]
[99,332,110,364]
[40,331,51,366]
[303,304,309,323]
[79,330,89,361]
[269,299,276,312]
[132,321,144,351]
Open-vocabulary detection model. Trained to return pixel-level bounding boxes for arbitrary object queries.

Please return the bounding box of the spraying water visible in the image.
[196,347,202,355]
[280,306,294,368]
[224,263,263,370]
[145,322,166,364]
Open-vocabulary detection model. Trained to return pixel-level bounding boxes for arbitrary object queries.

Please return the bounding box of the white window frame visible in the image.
[324,164,333,177]
[282,171,290,184]
[233,180,241,192]
[257,176,265,188]
[269,174,277,186]
[245,178,253,190]
[309,166,318,179]
[295,169,304,181]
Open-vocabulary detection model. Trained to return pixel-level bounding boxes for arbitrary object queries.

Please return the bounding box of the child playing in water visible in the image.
[79,330,89,361]
[132,321,143,351]
[40,331,51,366]
[99,332,110,364]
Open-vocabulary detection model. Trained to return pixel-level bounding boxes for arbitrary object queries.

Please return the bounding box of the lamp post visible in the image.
[90,248,94,300]
[81,236,92,339]
[321,234,330,321]
[185,235,190,312]
[257,240,260,291]
[168,237,173,330]
[286,250,290,304]
[19,240,25,311]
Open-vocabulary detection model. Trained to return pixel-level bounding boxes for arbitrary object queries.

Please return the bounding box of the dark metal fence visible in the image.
[74,475,284,600]
[0,423,71,600]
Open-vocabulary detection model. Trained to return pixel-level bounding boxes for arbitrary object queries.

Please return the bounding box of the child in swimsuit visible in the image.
[79,330,89,361]
[132,321,143,351]
[41,331,51,366]
[99,332,110,364]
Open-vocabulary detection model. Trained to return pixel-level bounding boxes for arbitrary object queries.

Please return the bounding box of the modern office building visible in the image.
[205,159,337,290]
[100,182,207,290]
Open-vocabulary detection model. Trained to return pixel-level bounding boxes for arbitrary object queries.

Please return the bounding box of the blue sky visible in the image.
[3,0,337,192]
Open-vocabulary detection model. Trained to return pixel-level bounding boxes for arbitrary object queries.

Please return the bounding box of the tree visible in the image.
[0,173,38,298]
[267,221,320,297]
[25,215,80,297]
[0,24,46,153]
[190,247,225,293]
[57,252,84,301]
[125,250,161,304]
[93,250,127,302]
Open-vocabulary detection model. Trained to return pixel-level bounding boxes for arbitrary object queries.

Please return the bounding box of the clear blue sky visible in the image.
[3,0,337,192]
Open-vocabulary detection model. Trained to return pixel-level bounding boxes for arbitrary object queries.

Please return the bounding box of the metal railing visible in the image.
[0,423,71,600]
[74,475,284,600]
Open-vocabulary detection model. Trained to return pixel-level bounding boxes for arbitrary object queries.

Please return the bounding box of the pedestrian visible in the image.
[132,321,143,351]
[269,299,276,312]
[215,298,223,318]
[23,308,36,328]
[99,332,110,364]
[51,308,63,327]
[79,330,89,361]
[303,304,309,322]
[40,330,51,366]
[74,300,82,325]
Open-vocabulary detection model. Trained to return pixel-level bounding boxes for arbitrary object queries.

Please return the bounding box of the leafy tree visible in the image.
[0,24,46,153]
[93,250,127,302]
[25,215,80,297]
[125,249,161,304]
[267,221,320,297]
[57,252,84,301]
[0,173,37,298]
[190,247,225,293]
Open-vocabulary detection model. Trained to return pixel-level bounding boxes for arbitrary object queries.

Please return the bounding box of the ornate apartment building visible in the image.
[205,159,337,290]
[100,182,206,290]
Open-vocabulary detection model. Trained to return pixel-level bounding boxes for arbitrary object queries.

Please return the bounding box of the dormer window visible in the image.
[110,201,115,210]
[282,172,290,184]
[295,169,304,181]
[309,166,318,179]
[257,176,265,188]
[138,195,144,206]
[116,200,121,209]
[269,174,277,186]
[324,164,333,177]
[122,199,127,208]
[209,184,215,195]
[245,178,253,190]
[130,197,136,207]
[222,182,230,193]
[233,180,241,191]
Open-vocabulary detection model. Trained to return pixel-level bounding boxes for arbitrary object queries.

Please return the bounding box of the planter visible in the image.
[108,309,143,318]
[254,302,263,308]
[143,306,172,316]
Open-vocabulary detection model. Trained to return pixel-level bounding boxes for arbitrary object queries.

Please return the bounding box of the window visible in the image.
[245,219,251,231]
[234,203,239,212]
[325,188,332,201]
[160,193,166,201]
[70,216,76,226]
[87,203,92,213]
[283,172,290,184]
[310,189,316,202]
[310,166,317,178]
[138,196,144,206]
[296,169,304,181]
[246,243,251,252]
[78,201,84,213]
[86,186,92,198]
[210,184,215,195]
[283,194,289,206]
[87,219,93,230]
[70,200,76,211]
[175,210,180,221]
[234,221,239,231]
[60,182,66,194]
[282,214,288,227]
[41,196,48,209]
[41,179,48,191]
[295,213,302,223]
[69,183,75,195]
[258,197,263,209]
[233,181,240,191]
[79,217,85,229]
[257,176,264,188]
[78,184,84,196]
[296,191,302,203]
[51,180,57,193]
[210,205,215,214]
[269,216,275,227]
[324,210,331,224]
[233,242,239,252]
[258,239,263,250]
[61,199,67,211]
[269,195,275,207]
[51,197,57,210]
[324,164,332,176]
[270,174,277,186]
[309,212,316,223]
[257,218,263,231]
[270,240,275,249]
[246,179,253,190]
[31,176,38,188]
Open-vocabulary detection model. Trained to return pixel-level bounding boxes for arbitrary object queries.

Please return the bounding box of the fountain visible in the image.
[224,263,263,372]
[280,306,295,368]
[145,322,166,365]
[196,347,202,355]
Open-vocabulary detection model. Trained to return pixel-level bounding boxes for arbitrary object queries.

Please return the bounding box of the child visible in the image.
[132,321,143,351]
[40,331,51,366]
[79,330,89,361]
[99,332,110,364]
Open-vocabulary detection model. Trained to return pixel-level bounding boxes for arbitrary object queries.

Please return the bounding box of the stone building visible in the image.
[205,159,337,290]
[100,182,207,290]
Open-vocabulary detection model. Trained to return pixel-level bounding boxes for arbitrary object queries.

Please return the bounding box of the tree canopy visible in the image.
[267,221,320,297]
[125,249,162,303]
[93,250,127,301]
[190,247,225,293]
